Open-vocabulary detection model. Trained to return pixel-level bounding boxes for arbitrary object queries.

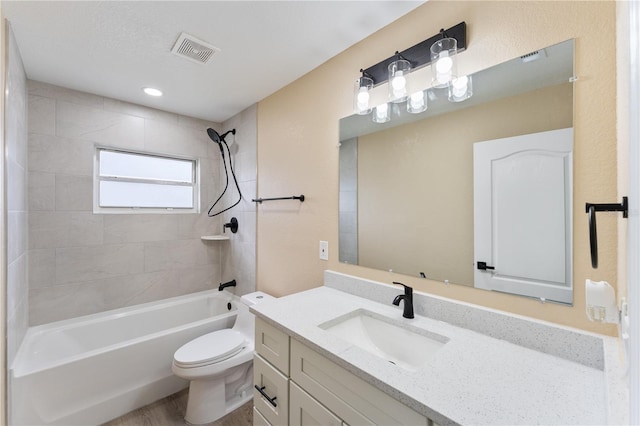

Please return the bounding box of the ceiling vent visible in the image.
[171,32,220,65]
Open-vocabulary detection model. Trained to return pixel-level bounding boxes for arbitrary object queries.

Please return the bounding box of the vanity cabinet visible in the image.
[253,318,434,426]
[254,318,291,425]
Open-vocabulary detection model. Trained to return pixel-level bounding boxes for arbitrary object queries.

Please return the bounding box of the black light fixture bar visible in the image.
[361,21,467,86]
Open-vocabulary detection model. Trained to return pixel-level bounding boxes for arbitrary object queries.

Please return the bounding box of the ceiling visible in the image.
[2,1,424,123]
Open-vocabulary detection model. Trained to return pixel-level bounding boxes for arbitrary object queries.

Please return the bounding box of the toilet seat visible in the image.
[174,329,246,368]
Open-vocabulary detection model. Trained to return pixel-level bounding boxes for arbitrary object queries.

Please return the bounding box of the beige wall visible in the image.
[358,83,572,285]
[257,1,619,335]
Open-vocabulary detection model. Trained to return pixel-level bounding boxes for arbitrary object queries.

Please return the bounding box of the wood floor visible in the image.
[102,389,253,426]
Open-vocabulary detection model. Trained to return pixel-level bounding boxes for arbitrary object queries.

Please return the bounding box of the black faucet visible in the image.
[218,279,237,291]
[392,282,414,319]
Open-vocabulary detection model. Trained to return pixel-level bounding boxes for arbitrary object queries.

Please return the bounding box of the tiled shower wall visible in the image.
[339,137,358,265]
[27,81,256,325]
[6,24,29,364]
[221,104,257,296]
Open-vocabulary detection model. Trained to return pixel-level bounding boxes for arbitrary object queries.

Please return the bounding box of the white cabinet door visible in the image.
[290,381,342,426]
[473,128,573,304]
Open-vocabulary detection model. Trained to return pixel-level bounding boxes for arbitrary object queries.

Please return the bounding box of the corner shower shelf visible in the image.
[201,235,230,241]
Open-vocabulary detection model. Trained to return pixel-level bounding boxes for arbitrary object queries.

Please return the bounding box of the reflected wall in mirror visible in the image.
[339,39,574,304]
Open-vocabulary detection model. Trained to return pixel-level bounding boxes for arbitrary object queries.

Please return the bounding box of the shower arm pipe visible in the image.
[252,195,305,204]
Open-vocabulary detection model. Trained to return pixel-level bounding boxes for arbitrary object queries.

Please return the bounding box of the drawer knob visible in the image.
[254,385,278,408]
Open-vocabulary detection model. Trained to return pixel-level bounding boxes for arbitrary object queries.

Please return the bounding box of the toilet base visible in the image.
[184,362,253,425]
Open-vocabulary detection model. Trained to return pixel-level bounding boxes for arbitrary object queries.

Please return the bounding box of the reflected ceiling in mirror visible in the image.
[338,39,574,303]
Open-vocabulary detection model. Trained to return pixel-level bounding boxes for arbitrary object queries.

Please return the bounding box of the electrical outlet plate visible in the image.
[319,241,329,261]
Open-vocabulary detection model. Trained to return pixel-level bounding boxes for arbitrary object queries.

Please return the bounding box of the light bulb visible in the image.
[373,103,390,123]
[357,87,370,112]
[436,52,453,74]
[452,76,468,97]
[376,103,388,118]
[357,88,370,104]
[391,71,406,91]
[410,91,424,109]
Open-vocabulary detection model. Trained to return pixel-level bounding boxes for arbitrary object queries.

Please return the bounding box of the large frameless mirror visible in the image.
[339,39,574,304]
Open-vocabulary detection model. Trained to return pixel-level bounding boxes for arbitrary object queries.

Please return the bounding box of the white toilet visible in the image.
[172,291,274,425]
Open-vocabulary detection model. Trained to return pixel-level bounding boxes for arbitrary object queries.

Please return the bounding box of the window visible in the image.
[94,147,199,213]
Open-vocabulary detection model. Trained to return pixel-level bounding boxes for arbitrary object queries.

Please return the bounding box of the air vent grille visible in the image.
[171,32,220,65]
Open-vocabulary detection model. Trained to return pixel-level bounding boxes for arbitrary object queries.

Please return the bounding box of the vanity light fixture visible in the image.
[388,54,411,103]
[354,70,374,115]
[355,22,468,123]
[431,33,458,88]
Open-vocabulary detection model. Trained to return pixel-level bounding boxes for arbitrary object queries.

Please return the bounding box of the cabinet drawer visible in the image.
[291,339,427,426]
[290,381,342,426]
[254,354,289,426]
[253,406,271,426]
[255,318,290,375]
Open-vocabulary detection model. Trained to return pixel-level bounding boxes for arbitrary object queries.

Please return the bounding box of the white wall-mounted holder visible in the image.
[585,279,619,323]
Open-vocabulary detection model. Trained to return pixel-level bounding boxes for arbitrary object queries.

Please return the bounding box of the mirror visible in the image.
[339,39,574,304]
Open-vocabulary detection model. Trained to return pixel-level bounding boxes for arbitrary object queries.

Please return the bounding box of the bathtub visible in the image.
[10,289,242,425]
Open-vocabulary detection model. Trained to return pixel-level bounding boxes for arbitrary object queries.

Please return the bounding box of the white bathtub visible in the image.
[10,289,242,425]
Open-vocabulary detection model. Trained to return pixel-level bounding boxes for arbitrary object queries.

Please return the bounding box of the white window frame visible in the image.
[93,146,200,214]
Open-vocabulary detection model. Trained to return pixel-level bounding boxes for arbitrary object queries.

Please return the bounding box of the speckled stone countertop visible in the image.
[251,272,627,425]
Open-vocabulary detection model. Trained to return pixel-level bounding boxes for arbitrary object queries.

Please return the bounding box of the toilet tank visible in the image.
[234,291,275,338]
[241,291,275,307]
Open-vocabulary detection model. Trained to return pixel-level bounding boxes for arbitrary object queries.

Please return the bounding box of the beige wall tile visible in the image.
[28,133,94,176]
[144,239,218,272]
[103,214,179,243]
[25,82,256,324]
[178,114,219,131]
[6,24,29,364]
[56,243,145,284]
[30,211,103,249]
[28,172,55,211]
[104,97,178,124]
[28,249,56,289]
[7,160,26,212]
[28,95,55,135]
[56,100,145,149]
[55,174,93,211]
[28,80,104,108]
[144,118,212,158]
[29,283,106,325]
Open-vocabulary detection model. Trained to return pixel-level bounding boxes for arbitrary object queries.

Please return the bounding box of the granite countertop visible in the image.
[251,286,610,426]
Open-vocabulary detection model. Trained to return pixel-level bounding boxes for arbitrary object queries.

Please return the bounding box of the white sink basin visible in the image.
[319,310,448,371]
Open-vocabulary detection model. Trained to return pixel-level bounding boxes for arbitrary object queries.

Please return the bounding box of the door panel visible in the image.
[474,128,573,303]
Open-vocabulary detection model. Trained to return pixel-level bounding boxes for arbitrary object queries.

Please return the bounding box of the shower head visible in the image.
[206,128,236,144]
[207,128,222,144]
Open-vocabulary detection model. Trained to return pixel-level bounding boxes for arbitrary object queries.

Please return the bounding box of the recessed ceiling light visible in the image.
[143,87,163,97]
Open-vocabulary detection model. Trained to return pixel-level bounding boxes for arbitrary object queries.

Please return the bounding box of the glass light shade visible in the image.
[372,103,391,123]
[354,76,374,115]
[431,38,458,88]
[448,75,473,102]
[388,59,411,103]
[407,90,427,114]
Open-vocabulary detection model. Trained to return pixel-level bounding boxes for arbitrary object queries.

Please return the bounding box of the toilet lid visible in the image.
[174,329,246,368]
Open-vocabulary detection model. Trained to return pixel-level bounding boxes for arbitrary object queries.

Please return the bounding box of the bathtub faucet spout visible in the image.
[218,279,237,291]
